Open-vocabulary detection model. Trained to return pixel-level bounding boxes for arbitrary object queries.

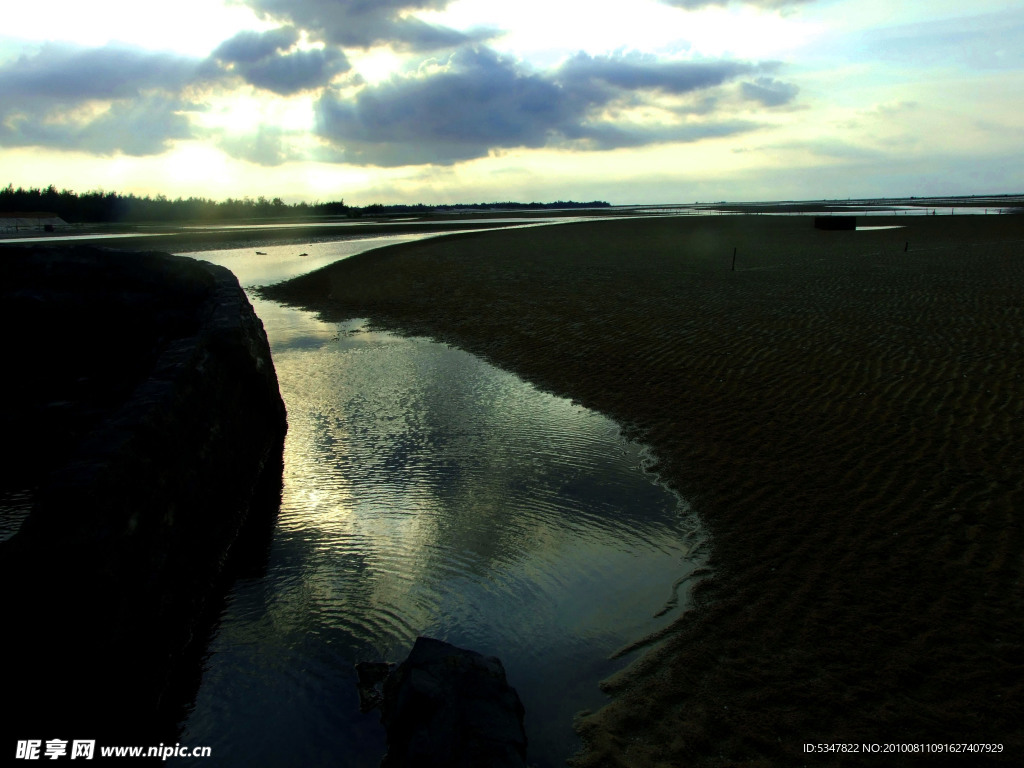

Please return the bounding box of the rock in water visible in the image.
[380,637,528,768]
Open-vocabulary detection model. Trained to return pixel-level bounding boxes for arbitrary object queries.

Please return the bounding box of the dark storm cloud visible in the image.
[241,0,485,50]
[314,47,787,166]
[212,28,350,94]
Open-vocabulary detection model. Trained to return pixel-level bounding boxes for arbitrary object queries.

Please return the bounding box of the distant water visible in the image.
[5,203,1010,246]
[166,234,706,767]
[0,232,171,244]
[0,216,583,245]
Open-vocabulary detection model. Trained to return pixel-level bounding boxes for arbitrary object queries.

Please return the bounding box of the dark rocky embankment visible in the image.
[0,245,286,741]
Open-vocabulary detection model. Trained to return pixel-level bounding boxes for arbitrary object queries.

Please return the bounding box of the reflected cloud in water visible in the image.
[175,237,707,768]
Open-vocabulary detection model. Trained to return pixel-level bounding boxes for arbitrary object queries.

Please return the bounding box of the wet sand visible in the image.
[262,214,1024,766]
[0,217,542,254]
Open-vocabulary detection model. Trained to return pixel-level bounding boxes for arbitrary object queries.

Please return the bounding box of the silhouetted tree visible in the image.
[2,184,609,223]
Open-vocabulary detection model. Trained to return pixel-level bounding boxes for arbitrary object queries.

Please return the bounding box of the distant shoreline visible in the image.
[0,217,548,253]
[3,194,1021,249]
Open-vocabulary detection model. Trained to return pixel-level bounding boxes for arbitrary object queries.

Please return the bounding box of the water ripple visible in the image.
[178,239,707,768]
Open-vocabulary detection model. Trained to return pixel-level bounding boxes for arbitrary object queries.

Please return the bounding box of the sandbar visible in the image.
[263,214,1024,766]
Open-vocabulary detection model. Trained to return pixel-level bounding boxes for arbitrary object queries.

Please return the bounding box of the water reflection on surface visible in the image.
[174,237,706,767]
[185,235,430,289]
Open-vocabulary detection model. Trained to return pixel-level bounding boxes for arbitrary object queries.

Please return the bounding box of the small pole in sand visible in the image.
[904,241,909,252]
[731,247,737,271]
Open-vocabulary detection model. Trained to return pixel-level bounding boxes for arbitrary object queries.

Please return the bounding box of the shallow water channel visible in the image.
[173,233,706,767]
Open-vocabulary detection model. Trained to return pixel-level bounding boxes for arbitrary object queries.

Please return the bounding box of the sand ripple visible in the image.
[264,214,1024,766]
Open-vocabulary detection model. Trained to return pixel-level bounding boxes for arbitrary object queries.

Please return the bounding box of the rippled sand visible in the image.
[263,214,1024,766]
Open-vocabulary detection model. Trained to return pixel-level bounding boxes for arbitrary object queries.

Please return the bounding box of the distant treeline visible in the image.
[1,184,345,223]
[356,201,611,214]
[1,184,610,223]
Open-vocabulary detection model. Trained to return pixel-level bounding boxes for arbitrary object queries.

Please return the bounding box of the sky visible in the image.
[1,0,1022,205]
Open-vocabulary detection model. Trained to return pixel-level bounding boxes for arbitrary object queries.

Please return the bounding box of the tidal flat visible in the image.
[263,214,1024,766]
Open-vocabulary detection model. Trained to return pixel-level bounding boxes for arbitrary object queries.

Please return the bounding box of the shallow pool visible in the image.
[173,236,706,767]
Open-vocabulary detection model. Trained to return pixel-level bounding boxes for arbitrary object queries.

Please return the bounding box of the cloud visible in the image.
[0,34,352,156]
[212,28,350,94]
[557,51,758,97]
[0,43,203,155]
[315,47,790,166]
[740,76,799,107]
[0,43,200,103]
[241,47,349,94]
[240,0,485,51]
[860,8,1024,71]
[561,118,760,151]
[316,47,567,165]
[212,125,303,166]
[73,97,196,156]
[0,94,195,156]
[212,27,300,64]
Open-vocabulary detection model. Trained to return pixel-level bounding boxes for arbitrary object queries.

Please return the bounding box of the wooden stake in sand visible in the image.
[904,241,909,252]
[732,247,737,271]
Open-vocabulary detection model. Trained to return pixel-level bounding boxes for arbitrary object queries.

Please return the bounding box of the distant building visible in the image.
[0,212,70,233]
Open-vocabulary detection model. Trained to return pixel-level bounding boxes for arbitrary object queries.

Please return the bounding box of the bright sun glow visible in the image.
[2,0,272,56]
[196,91,316,134]
[417,0,822,65]
[676,7,823,60]
[345,48,409,85]
[165,143,233,190]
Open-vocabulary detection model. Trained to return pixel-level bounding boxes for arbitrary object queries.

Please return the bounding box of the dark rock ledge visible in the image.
[0,245,287,740]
